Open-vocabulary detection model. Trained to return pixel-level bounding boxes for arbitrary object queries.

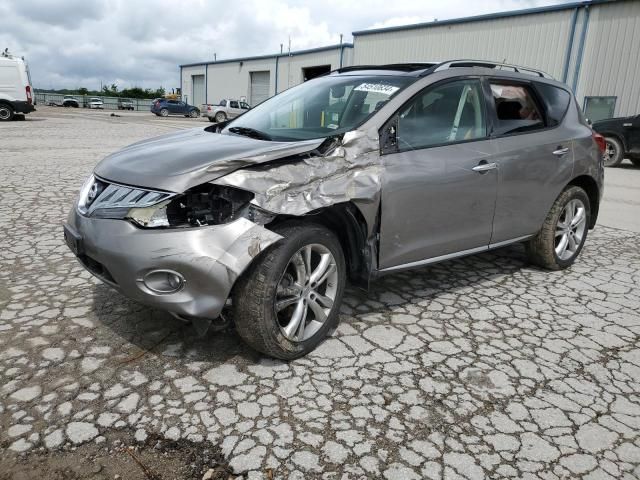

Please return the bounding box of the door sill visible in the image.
[378,235,532,275]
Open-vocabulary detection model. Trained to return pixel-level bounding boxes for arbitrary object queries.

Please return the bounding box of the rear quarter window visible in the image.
[535,83,572,127]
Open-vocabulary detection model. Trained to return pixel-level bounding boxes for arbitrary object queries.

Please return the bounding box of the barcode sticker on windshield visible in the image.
[354,83,399,95]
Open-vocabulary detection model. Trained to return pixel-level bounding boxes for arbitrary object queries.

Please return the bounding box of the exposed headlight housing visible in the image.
[127,184,272,228]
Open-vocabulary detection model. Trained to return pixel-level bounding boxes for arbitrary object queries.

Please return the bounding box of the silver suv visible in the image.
[64,60,605,359]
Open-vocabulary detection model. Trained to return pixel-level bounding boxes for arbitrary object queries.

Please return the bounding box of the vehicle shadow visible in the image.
[91,242,530,366]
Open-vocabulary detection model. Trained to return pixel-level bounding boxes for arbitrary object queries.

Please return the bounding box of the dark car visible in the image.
[150,98,199,118]
[592,114,640,167]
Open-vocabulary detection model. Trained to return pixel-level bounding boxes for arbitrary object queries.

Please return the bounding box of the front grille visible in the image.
[82,177,174,216]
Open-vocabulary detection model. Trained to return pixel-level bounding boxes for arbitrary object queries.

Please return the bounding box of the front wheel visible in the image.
[526,186,590,270]
[603,136,624,167]
[0,103,15,121]
[234,223,346,360]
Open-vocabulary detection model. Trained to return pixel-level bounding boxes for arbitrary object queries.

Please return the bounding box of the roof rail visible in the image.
[431,60,553,79]
[336,62,437,74]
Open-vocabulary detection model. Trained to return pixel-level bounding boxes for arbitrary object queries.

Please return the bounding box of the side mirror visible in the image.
[380,119,398,154]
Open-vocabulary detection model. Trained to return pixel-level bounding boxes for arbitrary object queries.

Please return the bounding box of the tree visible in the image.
[78,87,89,95]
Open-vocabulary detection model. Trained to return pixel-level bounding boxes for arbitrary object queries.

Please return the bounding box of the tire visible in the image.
[234,223,346,360]
[160,108,169,117]
[603,136,624,167]
[0,103,14,121]
[215,112,227,123]
[189,109,199,118]
[526,186,590,271]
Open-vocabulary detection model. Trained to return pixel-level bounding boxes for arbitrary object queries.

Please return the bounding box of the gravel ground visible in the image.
[1,108,639,479]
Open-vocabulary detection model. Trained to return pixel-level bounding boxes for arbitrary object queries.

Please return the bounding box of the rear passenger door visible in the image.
[487,79,574,244]
[229,100,242,118]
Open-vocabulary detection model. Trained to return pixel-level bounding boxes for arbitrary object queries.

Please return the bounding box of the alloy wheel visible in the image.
[274,244,338,342]
[603,140,617,166]
[555,198,587,261]
[0,106,11,120]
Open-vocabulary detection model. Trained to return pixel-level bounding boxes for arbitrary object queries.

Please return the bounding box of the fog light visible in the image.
[142,270,185,294]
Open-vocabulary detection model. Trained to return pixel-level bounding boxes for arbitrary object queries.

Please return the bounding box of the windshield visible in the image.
[223,75,413,141]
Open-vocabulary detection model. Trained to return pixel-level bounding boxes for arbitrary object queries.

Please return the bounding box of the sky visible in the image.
[0,0,575,91]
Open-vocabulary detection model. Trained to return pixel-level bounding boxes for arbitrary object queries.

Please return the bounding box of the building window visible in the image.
[583,96,616,122]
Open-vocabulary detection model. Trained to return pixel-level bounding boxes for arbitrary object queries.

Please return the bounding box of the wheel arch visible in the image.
[600,131,627,153]
[268,202,372,285]
[568,175,600,229]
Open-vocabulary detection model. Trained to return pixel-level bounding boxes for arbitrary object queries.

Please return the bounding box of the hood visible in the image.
[94,127,324,193]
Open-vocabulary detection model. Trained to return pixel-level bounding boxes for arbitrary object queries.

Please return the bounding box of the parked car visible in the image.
[89,97,104,109]
[118,98,135,110]
[592,114,640,167]
[0,50,35,121]
[151,98,199,118]
[62,95,80,108]
[206,99,251,123]
[64,60,604,359]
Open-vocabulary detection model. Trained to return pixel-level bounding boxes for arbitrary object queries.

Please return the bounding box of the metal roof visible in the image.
[351,0,614,36]
[180,43,354,68]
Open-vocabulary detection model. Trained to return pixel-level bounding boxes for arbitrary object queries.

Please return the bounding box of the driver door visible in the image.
[379,78,499,270]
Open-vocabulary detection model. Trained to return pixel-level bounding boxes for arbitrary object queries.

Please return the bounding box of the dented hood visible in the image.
[94,127,324,193]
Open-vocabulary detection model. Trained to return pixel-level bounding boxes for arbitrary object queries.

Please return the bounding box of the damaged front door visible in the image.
[378,78,498,270]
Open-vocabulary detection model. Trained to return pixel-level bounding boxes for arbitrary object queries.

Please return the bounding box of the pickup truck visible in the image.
[205,99,250,123]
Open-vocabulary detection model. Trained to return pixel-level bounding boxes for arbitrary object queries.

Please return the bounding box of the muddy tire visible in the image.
[233,223,346,360]
[603,136,624,167]
[526,186,590,271]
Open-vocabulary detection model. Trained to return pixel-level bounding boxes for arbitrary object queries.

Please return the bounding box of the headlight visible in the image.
[127,184,271,228]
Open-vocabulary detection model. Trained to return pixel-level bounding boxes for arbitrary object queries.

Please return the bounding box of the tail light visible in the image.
[592,131,606,154]
[26,86,32,104]
[207,105,211,111]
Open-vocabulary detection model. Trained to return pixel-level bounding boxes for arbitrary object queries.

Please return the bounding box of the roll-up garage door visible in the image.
[249,71,270,106]
[192,75,205,108]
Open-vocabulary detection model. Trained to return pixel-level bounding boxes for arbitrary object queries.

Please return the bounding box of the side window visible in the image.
[230,100,239,109]
[536,83,571,126]
[220,99,227,107]
[241,102,250,109]
[397,79,486,150]
[490,83,544,135]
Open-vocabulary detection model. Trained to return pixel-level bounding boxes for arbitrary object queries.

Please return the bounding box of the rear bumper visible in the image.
[12,100,35,114]
[64,208,282,319]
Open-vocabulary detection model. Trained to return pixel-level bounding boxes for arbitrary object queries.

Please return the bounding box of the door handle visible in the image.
[472,162,497,173]
[552,147,570,156]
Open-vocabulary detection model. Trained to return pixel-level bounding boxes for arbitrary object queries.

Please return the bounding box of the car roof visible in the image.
[331,59,553,80]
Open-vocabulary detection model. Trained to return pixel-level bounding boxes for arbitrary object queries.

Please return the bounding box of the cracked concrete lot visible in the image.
[1,107,640,479]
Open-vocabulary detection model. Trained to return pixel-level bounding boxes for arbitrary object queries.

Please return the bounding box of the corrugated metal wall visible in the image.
[276,49,343,92]
[576,0,640,116]
[205,58,275,105]
[353,0,640,118]
[353,9,573,78]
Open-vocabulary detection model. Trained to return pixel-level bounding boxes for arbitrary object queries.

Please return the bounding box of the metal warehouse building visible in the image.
[180,44,353,108]
[180,0,640,121]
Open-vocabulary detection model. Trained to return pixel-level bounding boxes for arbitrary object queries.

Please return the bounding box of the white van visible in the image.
[0,50,35,121]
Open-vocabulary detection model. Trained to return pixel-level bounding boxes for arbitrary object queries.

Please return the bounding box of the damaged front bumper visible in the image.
[64,208,282,319]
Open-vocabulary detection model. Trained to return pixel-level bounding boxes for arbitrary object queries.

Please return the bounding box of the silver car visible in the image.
[64,60,605,359]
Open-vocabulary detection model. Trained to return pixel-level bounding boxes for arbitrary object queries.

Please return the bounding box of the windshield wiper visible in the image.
[228,126,272,141]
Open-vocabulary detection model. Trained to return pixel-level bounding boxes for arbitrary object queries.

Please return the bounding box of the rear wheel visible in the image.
[234,223,346,360]
[527,186,590,270]
[160,108,169,117]
[603,136,624,167]
[215,112,226,123]
[0,103,14,121]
